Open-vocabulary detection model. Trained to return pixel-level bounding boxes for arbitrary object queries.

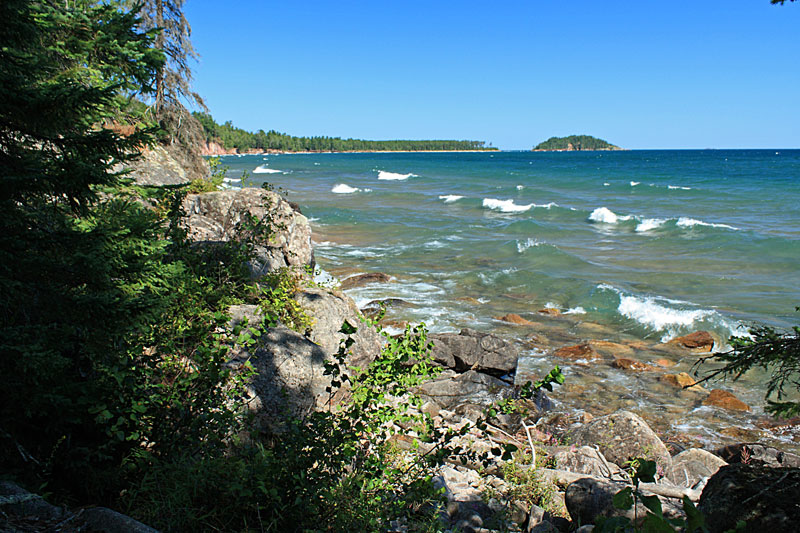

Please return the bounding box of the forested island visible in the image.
[194,112,496,153]
[533,134,622,151]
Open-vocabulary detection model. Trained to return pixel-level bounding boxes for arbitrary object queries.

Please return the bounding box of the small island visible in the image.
[532,134,622,151]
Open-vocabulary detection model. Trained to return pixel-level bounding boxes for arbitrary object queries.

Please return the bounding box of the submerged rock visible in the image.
[553,343,602,363]
[495,313,536,325]
[699,463,800,532]
[669,331,715,352]
[339,272,391,290]
[611,358,657,372]
[702,389,750,411]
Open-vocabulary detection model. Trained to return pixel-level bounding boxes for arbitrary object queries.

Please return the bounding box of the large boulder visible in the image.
[565,410,672,472]
[429,328,521,377]
[295,287,384,368]
[713,443,800,468]
[183,188,313,276]
[228,326,331,431]
[665,448,727,488]
[551,446,622,478]
[417,369,514,412]
[565,478,644,525]
[119,144,191,186]
[698,463,800,532]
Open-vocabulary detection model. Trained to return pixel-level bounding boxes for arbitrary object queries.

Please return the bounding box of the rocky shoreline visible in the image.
[189,185,800,531]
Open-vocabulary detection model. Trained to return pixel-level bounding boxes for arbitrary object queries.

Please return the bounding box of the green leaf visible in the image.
[612,487,634,510]
[641,513,675,533]
[639,493,663,516]
[339,320,357,335]
[635,459,658,483]
[682,496,707,532]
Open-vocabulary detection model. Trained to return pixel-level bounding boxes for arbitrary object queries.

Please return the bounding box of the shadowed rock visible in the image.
[429,328,520,377]
[340,272,391,290]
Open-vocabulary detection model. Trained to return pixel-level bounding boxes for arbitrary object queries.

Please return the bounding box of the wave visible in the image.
[677,217,738,231]
[635,218,666,232]
[564,306,587,315]
[331,183,361,194]
[630,181,641,187]
[378,170,416,181]
[516,238,543,253]
[588,207,633,224]
[253,165,282,174]
[439,195,464,203]
[483,198,534,213]
[668,185,692,190]
[516,185,524,190]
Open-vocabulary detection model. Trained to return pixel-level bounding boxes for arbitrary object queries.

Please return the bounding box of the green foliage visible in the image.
[595,459,708,533]
[258,267,314,331]
[185,155,224,193]
[194,111,497,152]
[533,134,619,151]
[499,455,565,517]
[693,309,800,418]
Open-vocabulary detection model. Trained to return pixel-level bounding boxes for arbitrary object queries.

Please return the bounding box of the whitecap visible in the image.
[668,185,692,190]
[635,218,666,232]
[630,181,641,186]
[677,217,738,231]
[564,306,587,315]
[534,202,558,209]
[516,185,524,190]
[331,183,361,194]
[439,195,464,203]
[516,238,542,253]
[253,165,282,174]
[599,284,714,332]
[482,198,534,213]
[603,182,610,187]
[588,207,632,224]
[378,170,416,180]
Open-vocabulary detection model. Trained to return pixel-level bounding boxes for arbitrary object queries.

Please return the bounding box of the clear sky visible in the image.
[184,0,799,150]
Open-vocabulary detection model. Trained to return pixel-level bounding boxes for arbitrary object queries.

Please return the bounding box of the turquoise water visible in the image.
[224,150,800,339]
[221,150,800,449]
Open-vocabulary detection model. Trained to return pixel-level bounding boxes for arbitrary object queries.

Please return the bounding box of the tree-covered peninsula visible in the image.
[194,112,497,153]
[533,134,621,151]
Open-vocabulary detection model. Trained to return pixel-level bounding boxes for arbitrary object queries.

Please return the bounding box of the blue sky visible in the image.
[185,1,799,150]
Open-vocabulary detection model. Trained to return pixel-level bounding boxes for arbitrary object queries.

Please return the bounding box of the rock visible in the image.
[713,443,800,468]
[0,481,65,521]
[589,340,635,358]
[529,521,560,533]
[702,389,750,411]
[654,358,675,367]
[428,328,520,377]
[418,370,513,411]
[660,372,702,391]
[496,313,536,325]
[538,308,562,316]
[699,463,800,532]
[553,343,602,363]
[665,448,728,488]
[119,144,191,186]
[565,477,644,525]
[669,331,715,352]
[82,507,159,533]
[457,296,484,305]
[566,410,672,472]
[339,272,391,290]
[183,188,313,276]
[295,287,384,368]
[230,326,331,431]
[551,446,622,478]
[611,358,657,372]
[227,304,263,328]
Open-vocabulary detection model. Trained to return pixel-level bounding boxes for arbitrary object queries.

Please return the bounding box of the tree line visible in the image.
[194,112,496,152]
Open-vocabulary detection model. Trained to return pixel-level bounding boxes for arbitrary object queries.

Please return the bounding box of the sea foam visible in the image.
[635,218,666,232]
[516,238,543,253]
[483,198,533,213]
[599,284,714,333]
[253,165,282,174]
[588,207,632,224]
[677,217,738,230]
[378,170,416,180]
[439,195,464,203]
[332,183,361,194]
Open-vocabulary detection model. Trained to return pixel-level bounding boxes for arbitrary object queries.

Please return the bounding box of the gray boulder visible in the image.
[295,287,384,368]
[666,448,727,489]
[417,369,514,412]
[565,410,672,472]
[183,188,313,276]
[429,328,521,377]
[551,445,622,478]
[713,442,800,468]
[699,463,800,532]
[119,144,191,187]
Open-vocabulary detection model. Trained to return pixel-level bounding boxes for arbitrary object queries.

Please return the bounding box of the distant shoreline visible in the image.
[210,149,499,156]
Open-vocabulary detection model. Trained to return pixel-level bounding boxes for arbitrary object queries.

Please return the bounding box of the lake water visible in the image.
[221,149,800,452]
